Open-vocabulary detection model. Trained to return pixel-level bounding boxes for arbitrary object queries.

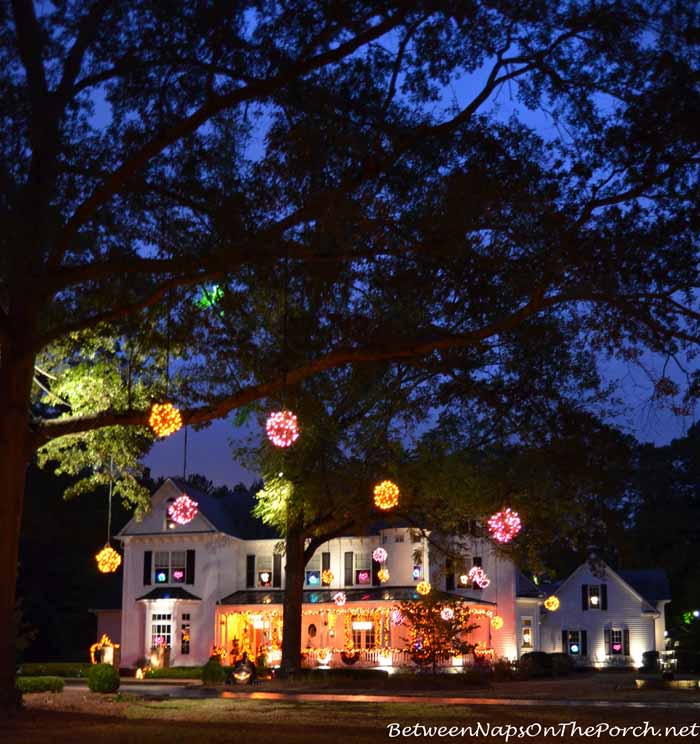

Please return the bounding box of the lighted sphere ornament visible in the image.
[487,507,522,543]
[96,545,121,574]
[459,574,470,586]
[468,566,491,589]
[491,615,504,630]
[440,607,455,621]
[391,609,403,626]
[544,595,560,612]
[266,410,300,448]
[377,568,390,583]
[416,581,431,596]
[149,402,183,438]
[372,547,388,563]
[322,569,334,585]
[333,591,347,607]
[168,494,199,525]
[373,480,400,510]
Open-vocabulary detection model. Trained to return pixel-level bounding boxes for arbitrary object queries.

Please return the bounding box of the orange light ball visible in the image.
[416,581,431,596]
[149,402,183,437]
[373,480,400,510]
[96,545,122,573]
[491,615,504,630]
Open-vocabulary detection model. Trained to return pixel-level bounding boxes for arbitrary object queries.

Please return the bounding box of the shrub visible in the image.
[88,663,120,693]
[202,658,227,685]
[550,652,575,676]
[16,676,64,694]
[19,662,92,678]
[492,658,515,681]
[641,651,660,673]
[675,651,700,674]
[518,651,552,678]
[145,666,203,679]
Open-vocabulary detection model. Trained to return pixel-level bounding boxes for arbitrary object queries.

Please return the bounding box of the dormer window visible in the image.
[582,583,607,610]
[257,556,273,588]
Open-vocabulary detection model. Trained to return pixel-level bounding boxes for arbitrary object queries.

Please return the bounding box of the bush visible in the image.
[16,676,64,694]
[202,658,227,685]
[518,651,552,678]
[145,666,203,679]
[550,652,575,676]
[675,651,700,674]
[641,651,660,673]
[88,663,120,693]
[19,662,92,678]
[492,659,515,681]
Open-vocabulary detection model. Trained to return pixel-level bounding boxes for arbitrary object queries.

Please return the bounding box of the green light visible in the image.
[195,284,224,313]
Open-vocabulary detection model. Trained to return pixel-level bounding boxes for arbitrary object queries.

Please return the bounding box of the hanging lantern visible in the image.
[322,569,334,585]
[491,615,504,630]
[377,568,390,583]
[266,410,300,447]
[149,402,183,438]
[416,581,431,596]
[372,547,388,563]
[487,507,522,543]
[440,607,454,621]
[333,591,347,607]
[95,545,121,573]
[168,494,199,525]
[373,480,399,510]
[544,595,560,612]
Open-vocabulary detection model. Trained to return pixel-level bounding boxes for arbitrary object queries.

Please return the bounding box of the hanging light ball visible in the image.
[168,495,199,526]
[416,581,431,596]
[544,595,560,612]
[459,574,470,586]
[372,547,388,563]
[266,410,300,448]
[333,591,347,607]
[149,402,183,438]
[322,569,334,585]
[373,480,399,510]
[487,507,522,543]
[96,545,121,574]
[377,568,390,583]
[468,566,491,589]
[440,606,454,621]
[491,615,504,630]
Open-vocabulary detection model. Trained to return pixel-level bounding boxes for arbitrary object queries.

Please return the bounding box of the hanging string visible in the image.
[281,245,289,405]
[183,424,189,479]
[107,456,114,545]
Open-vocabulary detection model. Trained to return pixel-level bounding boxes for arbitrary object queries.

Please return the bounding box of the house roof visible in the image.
[516,571,545,598]
[617,569,671,604]
[136,587,201,601]
[168,478,278,540]
[218,586,496,605]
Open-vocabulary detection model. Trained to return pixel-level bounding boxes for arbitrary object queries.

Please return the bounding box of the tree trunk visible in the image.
[0,351,35,710]
[279,518,306,677]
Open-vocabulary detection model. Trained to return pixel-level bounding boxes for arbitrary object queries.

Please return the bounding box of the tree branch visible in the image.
[11,0,47,104]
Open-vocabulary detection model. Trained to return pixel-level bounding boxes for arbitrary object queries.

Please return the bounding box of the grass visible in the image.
[19,662,93,677]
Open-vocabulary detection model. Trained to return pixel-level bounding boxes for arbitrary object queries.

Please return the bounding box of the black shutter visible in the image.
[344,551,353,586]
[143,550,152,585]
[582,584,589,611]
[246,555,255,588]
[322,552,331,586]
[472,556,482,567]
[186,550,195,585]
[446,559,455,591]
[273,553,282,588]
[581,630,588,657]
[601,584,608,610]
[562,629,568,653]
[623,628,630,656]
[371,557,380,586]
[604,627,611,656]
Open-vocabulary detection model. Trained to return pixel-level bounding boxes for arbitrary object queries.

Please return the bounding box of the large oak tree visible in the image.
[1,0,699,706]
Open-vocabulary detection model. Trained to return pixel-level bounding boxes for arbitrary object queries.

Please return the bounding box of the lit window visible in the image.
[588,585,600,607]
[522,617,533,649]
[355,553,371,585]
[151,613,172,648]
[171,551,186,583]
[181,613,191,655]
[305,554,321,586]
[258,555,273,587]
[567,630,581,655]
[412,565,423,580]
[610,629,623,655]
[154,552,169,583]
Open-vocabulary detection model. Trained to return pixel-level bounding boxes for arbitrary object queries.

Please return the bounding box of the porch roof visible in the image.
[218,585,496,606]
[136,587,201,601]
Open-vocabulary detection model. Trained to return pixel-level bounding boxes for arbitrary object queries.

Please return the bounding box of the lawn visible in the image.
[1,689,699,743]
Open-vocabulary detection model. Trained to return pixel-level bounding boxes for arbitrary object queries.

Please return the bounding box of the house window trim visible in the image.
[521,616,534,650]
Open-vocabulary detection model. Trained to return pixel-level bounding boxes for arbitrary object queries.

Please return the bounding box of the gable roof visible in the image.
[516,571,545,598]
[617,569,671,604]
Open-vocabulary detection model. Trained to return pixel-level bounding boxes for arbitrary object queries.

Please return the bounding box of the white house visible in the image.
[104,478,670,669]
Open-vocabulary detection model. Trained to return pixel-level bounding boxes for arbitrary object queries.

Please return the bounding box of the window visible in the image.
[180,613,191,655]
[582,583,607,610]
[151,613,172,648]
[588,585,600,607]
[472,556,482,590]
[610,629,623,655]
[411,531,422,544]
[351,618,376,649]
[412,564,423,580]
[154,552,169,583]
[395,534,404,543]
[567,630,581,655]
[257,555,273,588]
[171,551,186,583]
[355,553,371,585]
[521,617,533,649]
[305,554,321,587]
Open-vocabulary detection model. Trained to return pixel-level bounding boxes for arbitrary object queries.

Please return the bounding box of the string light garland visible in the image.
[487,507,522,543]
[322,569,334,585]
[333,591,347,607]
[372,547,388,563]
[149,402,183,438]
[416,581,431,596]
[377,568,390,583]
[266,410,300,448]
[373,480,400,510]
[468,566,490,589]
[96,545,121,574]
[544,595,560,612]
[490,615,504,630]
[168,494,199,525]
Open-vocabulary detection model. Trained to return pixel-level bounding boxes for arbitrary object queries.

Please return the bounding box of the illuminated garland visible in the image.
[95,545,121,573]
[90,634,119,664]
[372,547,388,563]
[377,568,390,583]
[373,480,399,510]
[490,615,504,630]
[487,507,522,543]
[266,410,300,447]
[544,595,560,612]
[149,402,183,437]
[473,641,496,661]
[168,494,199,525]
[416,581,431,596]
